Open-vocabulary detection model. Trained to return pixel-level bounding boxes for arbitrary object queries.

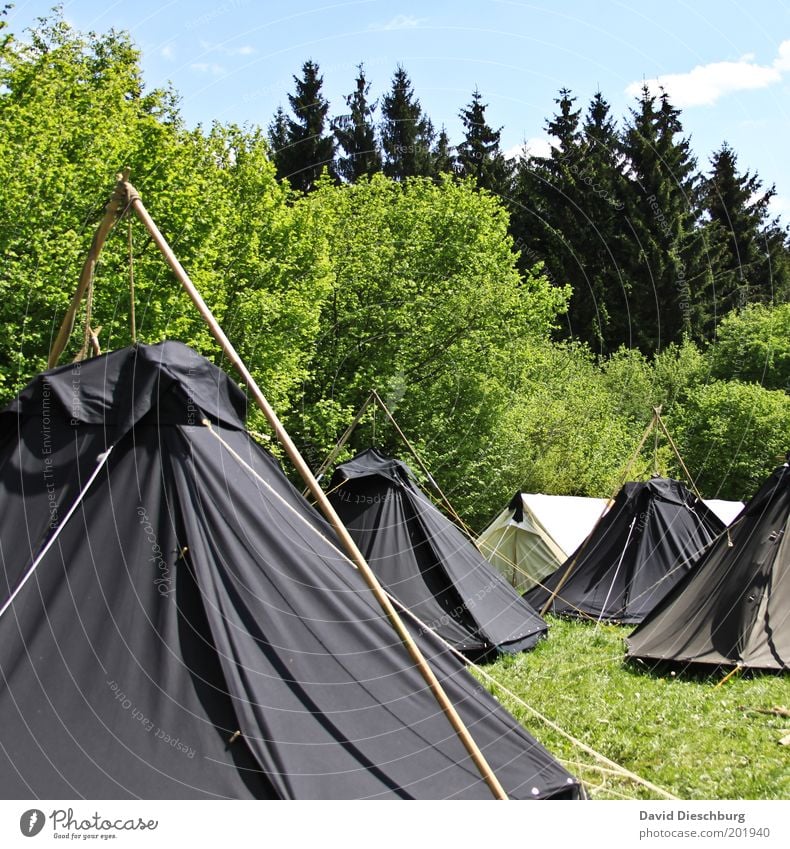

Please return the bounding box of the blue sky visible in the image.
[7,1,790,220]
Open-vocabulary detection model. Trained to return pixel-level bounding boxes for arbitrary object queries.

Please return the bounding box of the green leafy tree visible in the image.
[468,340,646,519]
[708,303,790,390]
[295,173,568,505]
[599,347,658,425]
[0,14,330,413]
[380,66,435,179]
[650,339,710,408]
[669,380,790,500]
[332,64,380,182]
[598,341,711,426]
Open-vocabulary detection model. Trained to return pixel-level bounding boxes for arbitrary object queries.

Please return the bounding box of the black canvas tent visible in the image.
[627,462,789,670]
[0,341,580,799]
[525,477,725,624]
[327,448,548,657]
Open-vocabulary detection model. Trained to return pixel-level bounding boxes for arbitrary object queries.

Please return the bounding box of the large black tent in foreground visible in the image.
[525,477,725,624]
[628,462,789,670]
[328,449,548,657]
[0,342,580,799]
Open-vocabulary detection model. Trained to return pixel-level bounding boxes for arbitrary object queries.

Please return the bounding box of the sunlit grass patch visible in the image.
[475,617,790,799]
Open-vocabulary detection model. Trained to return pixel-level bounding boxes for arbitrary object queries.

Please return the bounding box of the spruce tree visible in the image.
[267,106,291,179]
[333,64,380,182]
[270,60,335,192]
[546,87,583,157]
[618,86,705,352]
[380,66,435,179]
[432,127,456,177]
[584,91,618,151]
[510,88,584,233]
[456,89,511,196]
[569,92,631,349]
[701,143,787,322]
[758,224,790,306]
[510,89,596,344]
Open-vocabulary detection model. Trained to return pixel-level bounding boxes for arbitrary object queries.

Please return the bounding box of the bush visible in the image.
[668,380,790,499]
[708,303,790,391]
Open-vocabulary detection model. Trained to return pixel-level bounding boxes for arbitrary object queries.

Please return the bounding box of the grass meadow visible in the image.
[476,617,790,799]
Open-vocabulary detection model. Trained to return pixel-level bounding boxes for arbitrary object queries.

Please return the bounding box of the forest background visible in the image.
[1,10,788,528]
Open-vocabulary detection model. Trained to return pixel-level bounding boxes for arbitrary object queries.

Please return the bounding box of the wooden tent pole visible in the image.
[617,408,660,493]
[370,389,472,535]
[48,174,131,369]
[654,410,704,501]
[306,388,475,540]
[305,391,375,494]
[539,409,659,617]
[125,180,508,800]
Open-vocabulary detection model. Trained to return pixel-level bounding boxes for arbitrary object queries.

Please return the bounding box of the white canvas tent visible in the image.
[479,489,745,595]
[477,493,609,593]
[703,499,744,526]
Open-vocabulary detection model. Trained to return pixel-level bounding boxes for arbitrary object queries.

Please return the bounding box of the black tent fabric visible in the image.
[327,449,548,657]
[525,477,725,624]
[627,463,789,670]
[0,342,580,799]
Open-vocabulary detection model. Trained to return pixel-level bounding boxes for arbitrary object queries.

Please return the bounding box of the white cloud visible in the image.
[160,44,175,61]
[199,39,256,57]
[627,61,780,107]
[370,15,425,31]
[774,39,790,71]
[190,62,226,77]
[627,38,790,107]
[505,137,556,161]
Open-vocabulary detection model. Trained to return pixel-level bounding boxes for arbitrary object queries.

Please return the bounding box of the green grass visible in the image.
[474,617,790,800]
